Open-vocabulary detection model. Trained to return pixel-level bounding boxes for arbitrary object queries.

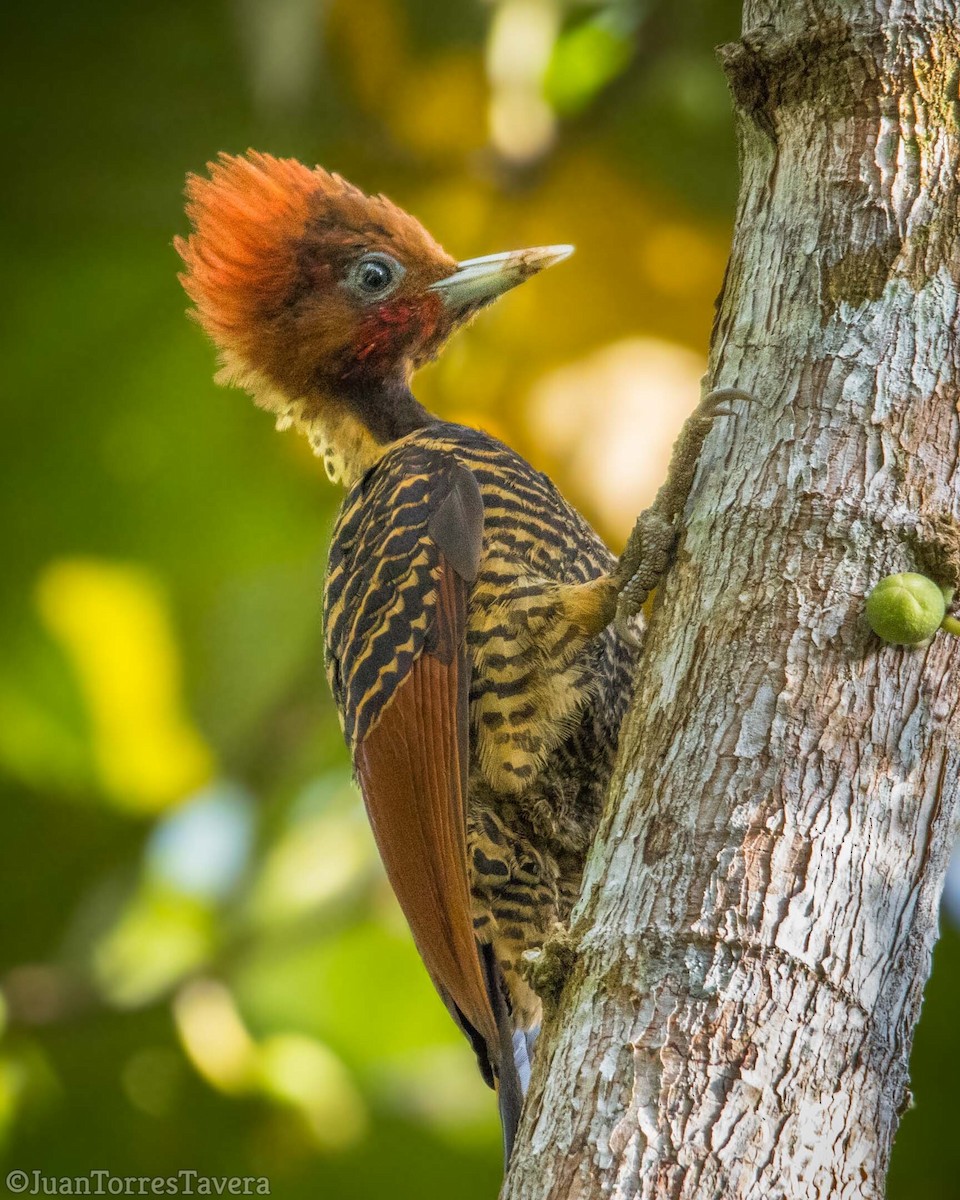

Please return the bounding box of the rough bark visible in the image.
[503,2,960,1198]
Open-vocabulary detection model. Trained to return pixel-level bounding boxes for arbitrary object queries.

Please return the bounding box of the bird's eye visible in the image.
[346,253,405,301]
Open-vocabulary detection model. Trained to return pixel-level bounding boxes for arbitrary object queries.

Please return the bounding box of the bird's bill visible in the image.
[428,244,574,309]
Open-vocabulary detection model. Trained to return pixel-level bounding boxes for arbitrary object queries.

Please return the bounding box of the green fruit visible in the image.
[866,573,946,645]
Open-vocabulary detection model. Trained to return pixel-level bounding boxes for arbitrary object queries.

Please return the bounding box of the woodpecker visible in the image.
[177,151,733,1159]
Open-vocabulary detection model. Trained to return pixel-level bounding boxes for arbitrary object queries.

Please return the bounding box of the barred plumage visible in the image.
[178,152,712,1163]
[324,423,640,1092]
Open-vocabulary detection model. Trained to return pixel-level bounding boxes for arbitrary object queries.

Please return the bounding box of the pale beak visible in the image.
[428,244,574,310]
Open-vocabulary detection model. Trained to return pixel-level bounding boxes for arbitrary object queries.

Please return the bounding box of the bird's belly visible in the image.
[465,734,608,1030]
[469,655,594,795]
[461,531,636,1028]
[466,799,562,1031]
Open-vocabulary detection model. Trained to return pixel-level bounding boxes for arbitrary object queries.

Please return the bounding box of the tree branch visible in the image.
[503,2,960,1196]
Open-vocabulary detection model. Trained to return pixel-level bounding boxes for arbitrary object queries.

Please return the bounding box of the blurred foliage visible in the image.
[1,0,958,1195]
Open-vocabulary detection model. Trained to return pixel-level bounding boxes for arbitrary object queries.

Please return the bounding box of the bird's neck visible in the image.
[306,373,433,488]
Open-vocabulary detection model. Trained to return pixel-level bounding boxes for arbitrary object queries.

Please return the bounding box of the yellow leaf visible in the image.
[36,559,214,813]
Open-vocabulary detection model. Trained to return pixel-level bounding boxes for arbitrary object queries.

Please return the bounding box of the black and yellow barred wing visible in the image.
[323,444,521,1133]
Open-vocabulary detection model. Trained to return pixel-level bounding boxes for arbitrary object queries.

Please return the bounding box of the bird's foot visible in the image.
[649,386,752,527]
[520,924,578,1018]
[614,386,752,645]
[613,510,677,645]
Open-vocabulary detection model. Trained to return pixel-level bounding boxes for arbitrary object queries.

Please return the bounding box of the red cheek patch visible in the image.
[354,294,447,366]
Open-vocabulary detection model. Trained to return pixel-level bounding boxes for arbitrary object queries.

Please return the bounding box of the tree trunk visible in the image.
[503,3,960,1198]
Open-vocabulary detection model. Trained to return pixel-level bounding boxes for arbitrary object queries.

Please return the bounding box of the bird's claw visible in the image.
[522,924,578,1014]
[647,385,754,528]
[683,387,751,436]
[614,509,677,639]
[698,386,754,417]
[613,386,754,646]
[615,601,643,648]
[616,509,676,586]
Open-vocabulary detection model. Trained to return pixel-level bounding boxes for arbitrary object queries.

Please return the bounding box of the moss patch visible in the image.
[825,235,902,309]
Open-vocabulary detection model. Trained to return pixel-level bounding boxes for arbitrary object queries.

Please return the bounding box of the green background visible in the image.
[2,1,957,1195]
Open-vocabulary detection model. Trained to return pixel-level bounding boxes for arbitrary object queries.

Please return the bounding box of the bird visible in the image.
[176,151,734,1161]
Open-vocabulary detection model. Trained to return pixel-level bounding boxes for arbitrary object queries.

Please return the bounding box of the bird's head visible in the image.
[176,152,572,483]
